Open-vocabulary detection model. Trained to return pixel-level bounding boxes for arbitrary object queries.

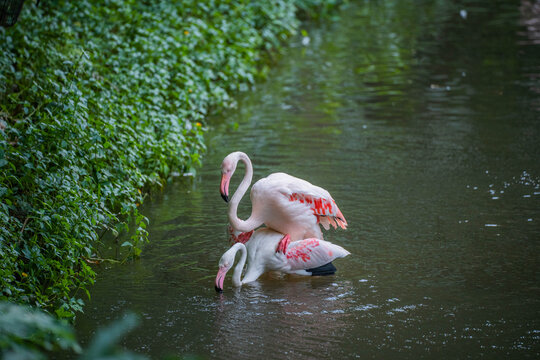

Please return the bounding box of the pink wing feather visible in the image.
[285,192,348,230]
[259,172,348,234]
[285,238,350,271]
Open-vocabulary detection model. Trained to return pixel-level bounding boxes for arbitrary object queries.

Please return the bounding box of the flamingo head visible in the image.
[220,154,238,203]
[215,250,235,292]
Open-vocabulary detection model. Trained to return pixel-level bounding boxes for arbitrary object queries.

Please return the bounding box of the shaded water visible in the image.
[75,0,540,358]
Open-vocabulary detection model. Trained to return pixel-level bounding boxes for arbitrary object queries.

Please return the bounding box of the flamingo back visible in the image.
[251,172,347,240]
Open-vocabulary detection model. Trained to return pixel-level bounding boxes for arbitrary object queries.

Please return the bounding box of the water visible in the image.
[74,1,540,358]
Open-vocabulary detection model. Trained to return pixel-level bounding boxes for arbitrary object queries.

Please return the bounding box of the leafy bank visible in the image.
[0,0,341,316]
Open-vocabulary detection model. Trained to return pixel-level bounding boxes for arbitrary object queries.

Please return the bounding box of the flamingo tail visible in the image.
[307,262,337,276]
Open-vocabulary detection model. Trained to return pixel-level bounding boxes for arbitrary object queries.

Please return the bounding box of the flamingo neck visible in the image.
[228,153,261,232]
[231,243,247,287]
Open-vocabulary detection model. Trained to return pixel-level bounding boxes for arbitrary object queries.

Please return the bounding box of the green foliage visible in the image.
[0,0,342,317]
[0,301,80,359]
[79,312,146,360]
[0,301,147,359]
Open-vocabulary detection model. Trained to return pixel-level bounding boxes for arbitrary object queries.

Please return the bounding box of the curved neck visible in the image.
[231,243,248,287]
[228,153,262,232]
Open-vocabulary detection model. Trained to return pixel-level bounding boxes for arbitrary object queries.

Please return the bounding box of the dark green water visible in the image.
[75,1,540,358]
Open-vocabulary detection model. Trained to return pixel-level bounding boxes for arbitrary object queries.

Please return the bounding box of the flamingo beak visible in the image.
[215,266,228,292]
[220,174,230,203]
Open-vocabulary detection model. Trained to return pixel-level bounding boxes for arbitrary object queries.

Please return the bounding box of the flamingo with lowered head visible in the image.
[220,151,348,253]
[215,228,350,292]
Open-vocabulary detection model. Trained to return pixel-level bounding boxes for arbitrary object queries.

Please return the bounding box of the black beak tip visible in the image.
[215,285,223,293]
[221,193,229,203]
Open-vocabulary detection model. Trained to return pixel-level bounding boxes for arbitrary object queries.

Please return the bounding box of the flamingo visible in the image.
[220,151,348,253]
[214,228,350,292]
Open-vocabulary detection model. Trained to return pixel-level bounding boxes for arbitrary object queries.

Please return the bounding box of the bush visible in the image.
[0,301,148,359]
[0,0,342,317]
[0,301,80,359]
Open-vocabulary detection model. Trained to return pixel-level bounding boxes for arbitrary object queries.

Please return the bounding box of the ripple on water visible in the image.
[354,304,379,312]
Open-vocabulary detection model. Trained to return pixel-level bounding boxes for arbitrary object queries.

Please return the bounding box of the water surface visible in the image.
[75,1,540,358]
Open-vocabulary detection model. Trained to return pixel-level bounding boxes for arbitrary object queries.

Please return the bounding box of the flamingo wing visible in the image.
[271,173,348,230]
[284,238,350,271]
[228,225,254,244]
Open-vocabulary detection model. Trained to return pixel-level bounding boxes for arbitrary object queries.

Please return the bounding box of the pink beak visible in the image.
[220,174,230,202]
[215,266,228,292]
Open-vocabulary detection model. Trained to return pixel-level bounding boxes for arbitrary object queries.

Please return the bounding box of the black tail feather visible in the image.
[307,262,337,276]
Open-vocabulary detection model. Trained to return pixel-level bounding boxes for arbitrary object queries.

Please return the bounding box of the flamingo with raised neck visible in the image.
[219,151,348,253]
